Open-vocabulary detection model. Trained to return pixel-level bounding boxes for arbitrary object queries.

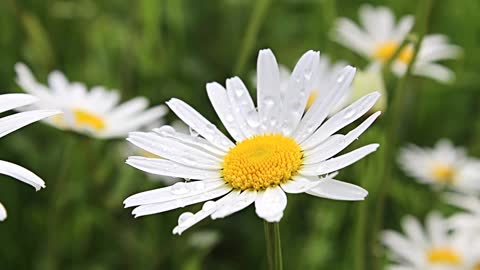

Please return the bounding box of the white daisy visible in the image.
[0,93,60,221]
[15,63,168,139]
[124,49,381,235]
[445,193,480,235]
[333,5,461,82]
[382,212,480,270]
[398,139,480,193]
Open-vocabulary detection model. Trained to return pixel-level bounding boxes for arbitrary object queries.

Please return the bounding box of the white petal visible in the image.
[300,144,380,176]
[206,82,246,141]
[211,190,257,219]
[126,156,221,179]
[301,92,381,150]
[255,186,287,222]
[392,15,414,41]
[0,160,45,191]
[256,49,282,133]
[166,98,234,151]
[293,66,356,143]
[226,77,258,137]
[306,178,367,200]
[279,50,320,136]
[105,105,168,138]
[413,63,455,83]
[153,125,226,157]
[0,94,38,113]
[15,63,52,98]
[0,202,6,221]
[124,179,225,207]
[173,190,239,235]
[127,132,221,169]
[402,216,428,247]
[132,185,232,218]
[381,230,423,265]
[303,111,381,164]
[334,18,373,57]
[426,212,446,244]
[280,175,321,194]
[109,97,149,119]
[0,110,61,138]
[48,70,69,94]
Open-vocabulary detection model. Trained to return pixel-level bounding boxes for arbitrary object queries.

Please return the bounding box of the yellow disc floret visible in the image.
[374,41,413,64]
[427,248,462,265]
[73,108,106,130]
[222,134,303,191]
[431,163,455,183]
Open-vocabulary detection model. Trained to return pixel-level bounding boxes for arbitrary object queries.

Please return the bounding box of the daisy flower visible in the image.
[14,63,168,139]
[398,139,480,193]
[124,49,381,235]
[0,93,60,221]
[382,212,480,270]
[333,5,461,83]
[445,193,480,234]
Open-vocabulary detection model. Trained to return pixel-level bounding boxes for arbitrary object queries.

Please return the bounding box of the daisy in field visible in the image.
[0,93,60,221]
[15,63,168,139]
[382,212,480,270]
[333,5,461,83]
[124,49,381,235]
[398,139,480,193]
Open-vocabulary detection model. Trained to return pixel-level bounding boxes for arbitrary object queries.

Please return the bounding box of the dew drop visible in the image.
[170,182,190,195]
[343,108,355,119]
[225,114,235,122]
[235,88,245,97]
[246,110,260,128]
[202,201,216,211]
[205,124,216,134]
[178,212,194,224]
[156,125,176,135]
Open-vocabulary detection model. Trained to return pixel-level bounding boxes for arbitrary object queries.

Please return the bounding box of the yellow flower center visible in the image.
[306,91,318,110]
[73,109,106,130]
[427,248,462,265]
[475,262,480,270]
[222,134,303,191]
[374,41,414,64]
[431,163,455,183]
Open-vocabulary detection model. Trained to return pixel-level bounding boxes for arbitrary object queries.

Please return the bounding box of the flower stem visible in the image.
[234,0,272,75]
[264,221,283,270]
[372,0,434,269]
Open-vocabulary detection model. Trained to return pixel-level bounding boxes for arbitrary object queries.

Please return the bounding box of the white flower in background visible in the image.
[0,93,60,221]
[124,49,381,235]
[399,139,480,193]
[445,193,480,234]
[333,5,461,83]
[382,213,480,270]
[15,63,168,139]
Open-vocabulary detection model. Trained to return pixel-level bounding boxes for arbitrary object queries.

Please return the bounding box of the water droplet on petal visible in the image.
[262,96,275,108]
[343,108,355,119]
[225,114,235,122]
[157,125,176,135]
[170,182,190,195]
[202,201,216,211]
[246,110,260,128]
[235,88,245,97]
[178,212,194,224]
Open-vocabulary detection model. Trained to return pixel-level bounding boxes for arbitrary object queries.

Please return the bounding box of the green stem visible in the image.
[263,221,283,270]
[233,0,272,75]
[372,0,434,269]
[43,134,76,270]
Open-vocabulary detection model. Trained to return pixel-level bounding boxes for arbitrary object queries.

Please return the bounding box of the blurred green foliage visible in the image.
[0,0,480,269]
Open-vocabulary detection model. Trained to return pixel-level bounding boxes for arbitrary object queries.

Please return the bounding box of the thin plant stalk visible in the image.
[264,221,283,270]
[234,0,272,75]
[372,0,434,269]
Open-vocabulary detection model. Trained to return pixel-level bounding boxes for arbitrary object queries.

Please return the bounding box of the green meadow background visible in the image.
[1,0,480,269]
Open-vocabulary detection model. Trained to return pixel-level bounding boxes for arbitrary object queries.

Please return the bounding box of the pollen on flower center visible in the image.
[431,163,455,183]
[221,134,303,191]
[374,41,413,64]
[73,109,105,130]
[427,248,462,265]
